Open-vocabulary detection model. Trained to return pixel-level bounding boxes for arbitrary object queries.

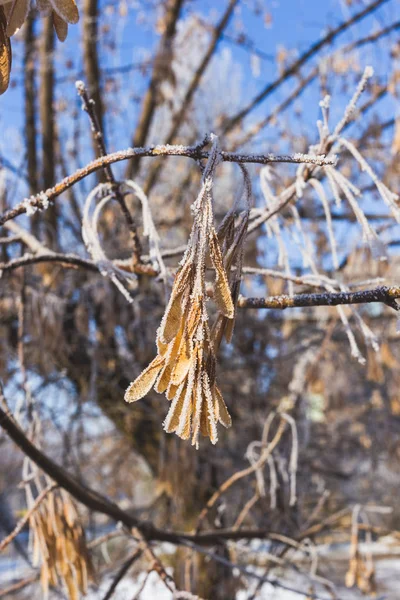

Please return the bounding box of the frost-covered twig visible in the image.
[82,184,137,303]
[0,143,336,226]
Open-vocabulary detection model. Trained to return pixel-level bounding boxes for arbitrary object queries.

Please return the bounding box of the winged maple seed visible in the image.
[30,489,93,599]
[0,7,11,95]
[0,0,79,94]
[125,136,250,447]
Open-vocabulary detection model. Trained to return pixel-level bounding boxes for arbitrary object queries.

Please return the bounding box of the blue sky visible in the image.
[0,0,399,222]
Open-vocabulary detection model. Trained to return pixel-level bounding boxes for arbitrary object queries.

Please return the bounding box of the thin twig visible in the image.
[76,81,143,264]
[101,548,142,600]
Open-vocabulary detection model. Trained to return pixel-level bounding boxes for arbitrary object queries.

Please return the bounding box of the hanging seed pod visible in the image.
[29,488,93,600]
[125,138,251,446]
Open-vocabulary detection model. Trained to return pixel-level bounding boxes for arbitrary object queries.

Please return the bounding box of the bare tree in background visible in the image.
[1,1,400,599]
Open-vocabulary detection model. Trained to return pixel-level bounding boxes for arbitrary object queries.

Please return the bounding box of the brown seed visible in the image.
[209,230,234,319]
[5,0,30,37]
[49,0,79,24]
[53,10,68,41]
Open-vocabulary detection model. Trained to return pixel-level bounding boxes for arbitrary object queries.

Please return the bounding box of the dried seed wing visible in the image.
[209,229,234,318]
[64,570,79,600]
[124,355,164,402]
[200,404,209,438]
[158,289,184,343]
[155,323,184,392]
[171,333,192,386]
[156,337,169,357]
[191,372,204,446]
[224,212,249,272]
[187,298,202,337]
[0,7,11,95]
[40,559,51,598]
[36,0,50,11]
[163,384,186,433]
[158,261,193,343]
[174,259,193,293]
[205,351,216,387]
[154,361,173,394]
[217,212,235,250]
[203,373,218,444]
[176,389,193,440]
[224,280,241,343]
[53,10,68,41]
[166,381,179,401]
[175,351,198,440]
[214,385,232,428]
[49,0,79,24]
[5,0,30,37]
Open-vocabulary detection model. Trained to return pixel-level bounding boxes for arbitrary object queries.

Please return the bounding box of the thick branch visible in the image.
[82,0,104,161]
[238,286,400,311]
[39,16,57,247]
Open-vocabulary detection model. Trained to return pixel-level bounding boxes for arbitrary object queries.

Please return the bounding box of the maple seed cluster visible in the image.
[30,490,93,598]
[125,137,248,446]
[1,0,79,94]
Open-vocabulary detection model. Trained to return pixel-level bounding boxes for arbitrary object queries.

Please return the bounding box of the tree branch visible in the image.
[238,286,400,311]
[143,0,239,195]
[221,0,390,134]
[76,81,143,263]
[0,143,335,226]
[125,0,185,179]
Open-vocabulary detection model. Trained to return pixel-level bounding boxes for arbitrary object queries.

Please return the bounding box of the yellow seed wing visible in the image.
[209,229,234,319]
[171,334,192,386]
[124,355,164,402]
[214,385,232,428]
[166,381,179,401]
[49,0,79,24]
[0,8,11,95]
[191,372,204,446]
[158,288,183,343]
[163,385,186,433]
[203,373,218,444]
[158,261,192,343]
[154,361,173,394]
[155,322,184,392]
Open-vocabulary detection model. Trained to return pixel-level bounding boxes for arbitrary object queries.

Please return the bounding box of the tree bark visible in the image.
[39,16,57,247]
[82,0,105,166]
[23,13,39,237]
